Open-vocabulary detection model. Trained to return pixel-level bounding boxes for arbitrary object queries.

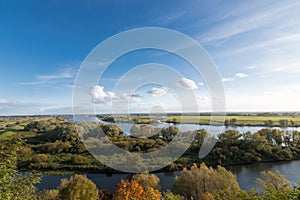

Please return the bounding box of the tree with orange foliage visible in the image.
[113,179,161,200]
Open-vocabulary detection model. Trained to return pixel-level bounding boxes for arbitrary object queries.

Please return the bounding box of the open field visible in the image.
[103,113,300,127]
[148,115,300,127]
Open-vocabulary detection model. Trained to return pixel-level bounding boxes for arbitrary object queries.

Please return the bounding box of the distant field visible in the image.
[163,115,300,126]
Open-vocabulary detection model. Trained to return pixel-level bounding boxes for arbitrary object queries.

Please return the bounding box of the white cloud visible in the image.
[147,87,168,97]
[177,78,198,90]
[90,85,115,103]
[235,73,248,78]
[90,85,142,104]
[198,82,204,86]
[222,77,234,82]
[0,98,9,104]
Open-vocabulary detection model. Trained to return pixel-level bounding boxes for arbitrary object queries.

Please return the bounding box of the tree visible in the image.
[256,170,300,199]
[279,119,288,128]
[113,179,161,200]
[160,126,179,141]
[162,190,182,200]
[58,174,98,200]
[218,130,242,146]
[194,129,209,145]
[132,172,160,190]
[114,180,145,200]
[230,118,237,126]
[173,163,241,200]
[264,120,273,127]
[37,189,59,200]
[101,124,123,137]
[257,170,291,192]
[0,137,40,200]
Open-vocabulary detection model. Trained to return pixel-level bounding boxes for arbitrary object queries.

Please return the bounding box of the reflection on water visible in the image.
[227,160,300,191]
[56,117,300,192]
[36,160,300,192]
[64,117,300,135]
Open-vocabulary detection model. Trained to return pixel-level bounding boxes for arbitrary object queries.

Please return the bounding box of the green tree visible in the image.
[160,126,179,141]
[58,174,98,200]
[218,130,242,146]
[0,137,40,200]
[230,118,237,126]
[264,120,273,127]
[279,119,288,128]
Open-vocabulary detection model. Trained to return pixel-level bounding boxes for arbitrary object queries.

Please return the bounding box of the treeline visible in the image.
[36,166,300,200]
[10,118,300,172]
[224,118,297,127]
[1,139,300,200]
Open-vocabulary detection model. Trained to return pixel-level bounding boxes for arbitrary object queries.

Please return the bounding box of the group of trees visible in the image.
[0,138,40,200]
[2,118,300,199]
[264,119,295,127]
[36,164,300,200]
[13,118,300,172]
[200,129,300,166]
[2,142,299,200]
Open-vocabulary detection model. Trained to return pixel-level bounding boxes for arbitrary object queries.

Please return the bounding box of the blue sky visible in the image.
[1,0,300,115]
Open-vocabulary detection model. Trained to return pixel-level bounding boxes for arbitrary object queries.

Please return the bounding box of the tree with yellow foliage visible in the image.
[173,163,241,200]
[58,174,98,200]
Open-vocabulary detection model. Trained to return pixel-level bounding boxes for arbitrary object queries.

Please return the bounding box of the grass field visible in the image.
[163,115,300,126]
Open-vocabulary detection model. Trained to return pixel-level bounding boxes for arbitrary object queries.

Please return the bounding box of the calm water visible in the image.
[65,116,300,135]
[52,117,300,192]
[36,160,300,192]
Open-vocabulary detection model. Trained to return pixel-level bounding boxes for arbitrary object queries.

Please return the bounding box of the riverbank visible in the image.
[35,160,300,192]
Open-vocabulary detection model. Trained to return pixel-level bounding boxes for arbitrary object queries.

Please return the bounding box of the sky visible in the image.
[1,0,300,115]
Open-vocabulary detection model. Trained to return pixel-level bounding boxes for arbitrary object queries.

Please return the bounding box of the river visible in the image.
[65,116,300,135]
[36,160,300,192]
[48,117,300,192]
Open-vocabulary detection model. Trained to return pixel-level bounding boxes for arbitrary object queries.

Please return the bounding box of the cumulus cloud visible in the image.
[147,87,168,97]
[198,82,204,86]
[90,85,115,103]
[235,73,248,78]
[177,78,198,90]
[222,77,234,82]
[90,85,141,104]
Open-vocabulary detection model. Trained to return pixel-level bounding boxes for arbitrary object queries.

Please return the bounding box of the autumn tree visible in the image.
[173,163,241,200]
[132,172,160,190]
[162,190,182,200]
[37,189,59,200]
[113,179,161,200]
[58,174,98,200]
[256,170,300,199]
